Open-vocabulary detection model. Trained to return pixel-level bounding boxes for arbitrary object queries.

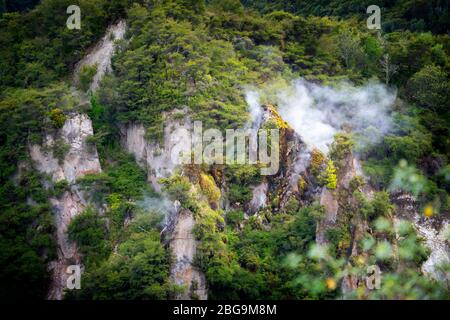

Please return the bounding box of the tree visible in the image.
[406,65,450,112]
[380,53,398,85]
[336,30,361,69]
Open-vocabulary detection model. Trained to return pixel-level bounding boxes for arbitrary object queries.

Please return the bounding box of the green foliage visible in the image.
[161,174,195,210]
[78,148,149,202]
[242,0,450,34]
[0,169,55,299]
[199,173,221,208]
[67,143,170,299]
[77,146,150,242]
[384,130,432,164]
[68,207,110,266]
[66,231,176,300]
[225,210,244,228]
[225,164,260,206]
[78,64,98,92]
[196,204,322,299]
[390,159,430,197]
[53,179,69,198]
[49,108,66,128]
[406,64,449,112]
[52,138,70,164]
[0,84,79,182]
[329,133,354,167]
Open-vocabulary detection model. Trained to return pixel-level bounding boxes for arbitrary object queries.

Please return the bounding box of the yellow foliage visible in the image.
[49,108,66,128]
[326,159,337,190]
[265,104,289,129]
[424,204,433,218]
[310,148,325,177]
[298,176,306,193]
[326,278,337,290]
[199,173,221,207]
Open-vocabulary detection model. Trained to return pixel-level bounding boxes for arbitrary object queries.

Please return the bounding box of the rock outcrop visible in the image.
[316,153,363,245]
[168,209,208,300]
[315,153,373,295]
[30,114,101,300]
[120,112,208,299]
[74,20,126,92]
[32,18,127,299]
[120,112,191,192]
[248,181,268,214]
[245,104,312,215]
[391,191,449,281]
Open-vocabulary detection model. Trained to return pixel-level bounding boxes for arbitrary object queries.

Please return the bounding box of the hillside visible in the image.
[0,0,449,300]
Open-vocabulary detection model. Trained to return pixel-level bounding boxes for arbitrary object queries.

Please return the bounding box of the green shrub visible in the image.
[78,64,98,92]
[49,108,66,128]
[53,179,69,197]
[225,210,244,228]
[68,207,110,266]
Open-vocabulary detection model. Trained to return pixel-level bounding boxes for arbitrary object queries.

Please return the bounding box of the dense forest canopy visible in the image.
[241,0,450,33]
[0,0,449,300]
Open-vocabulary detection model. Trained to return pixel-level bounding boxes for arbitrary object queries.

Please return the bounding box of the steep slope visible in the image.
[30,114,101,299]
[74,20,126,92]
[392,191,450,281]
[29,20,126,300]
[120,112,208,299]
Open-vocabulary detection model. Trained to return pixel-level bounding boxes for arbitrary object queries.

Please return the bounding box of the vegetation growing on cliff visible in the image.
[0,0,448,300]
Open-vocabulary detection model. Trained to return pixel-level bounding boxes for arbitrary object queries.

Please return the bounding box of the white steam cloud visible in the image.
[137,196,177,224]
[245,89,263,129]
[275,79,396,153]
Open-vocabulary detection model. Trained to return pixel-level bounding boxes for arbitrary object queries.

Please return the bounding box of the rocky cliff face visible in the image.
[168,209,208,300]
[120,112,191,192]
[30,113,101,300]
[316,153,365,246]
[185,99,448,296]
[246,104,314,215]
[74,20,126,92]
[391,192,449,281]
[29,19,127,299]
[120,112,208,299]
[30,114,102,182]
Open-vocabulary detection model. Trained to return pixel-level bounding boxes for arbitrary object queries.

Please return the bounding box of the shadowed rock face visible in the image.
[246,104,313,215]
[30,114,101,300]
[168,209,208,300]
[46,188,86,300]
[316,188,339,245]
[315,153,373,295]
